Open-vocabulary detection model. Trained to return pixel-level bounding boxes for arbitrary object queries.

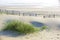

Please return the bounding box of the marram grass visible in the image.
[3,20,40,34]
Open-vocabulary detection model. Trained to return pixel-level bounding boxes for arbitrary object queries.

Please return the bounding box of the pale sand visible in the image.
[0,14,60,40]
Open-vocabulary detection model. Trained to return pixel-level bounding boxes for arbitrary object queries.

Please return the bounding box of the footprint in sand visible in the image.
[56,37,60,39]
[57,34,60,36]
[56,34,60,40]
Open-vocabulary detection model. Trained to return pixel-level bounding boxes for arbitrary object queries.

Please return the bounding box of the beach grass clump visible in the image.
[0,12,5,15]
[40,26,48,31]
[3,20,40,34]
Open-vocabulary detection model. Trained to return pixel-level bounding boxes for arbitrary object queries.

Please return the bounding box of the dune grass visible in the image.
[0,12,4,15]
[40,26,48,31]
[3,20,40,34]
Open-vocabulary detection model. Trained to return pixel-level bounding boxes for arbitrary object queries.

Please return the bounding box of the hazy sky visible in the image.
[0,0,59,7]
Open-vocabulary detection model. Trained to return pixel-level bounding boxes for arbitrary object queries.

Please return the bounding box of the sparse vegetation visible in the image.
[40,26,48,31]
[3,20,40,34]
[0,12,5,14]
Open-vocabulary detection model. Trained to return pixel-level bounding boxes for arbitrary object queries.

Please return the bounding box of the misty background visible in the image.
[0,0,60,8]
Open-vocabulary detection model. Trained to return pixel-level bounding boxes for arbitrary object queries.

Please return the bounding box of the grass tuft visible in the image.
[40,26,48,31]
[3,20,40,34]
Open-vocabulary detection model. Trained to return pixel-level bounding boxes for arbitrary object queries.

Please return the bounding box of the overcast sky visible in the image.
[0,0,59,7]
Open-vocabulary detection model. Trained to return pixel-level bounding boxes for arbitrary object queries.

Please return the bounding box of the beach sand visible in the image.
[0,14,60,40]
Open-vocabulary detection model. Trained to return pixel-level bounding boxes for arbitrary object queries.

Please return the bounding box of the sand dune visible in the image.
[0,14,60,40]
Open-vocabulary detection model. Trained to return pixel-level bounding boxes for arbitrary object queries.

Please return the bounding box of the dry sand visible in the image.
[0,14,60,40]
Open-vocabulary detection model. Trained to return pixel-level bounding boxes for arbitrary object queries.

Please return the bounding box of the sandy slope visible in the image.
[0,14,60,40]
